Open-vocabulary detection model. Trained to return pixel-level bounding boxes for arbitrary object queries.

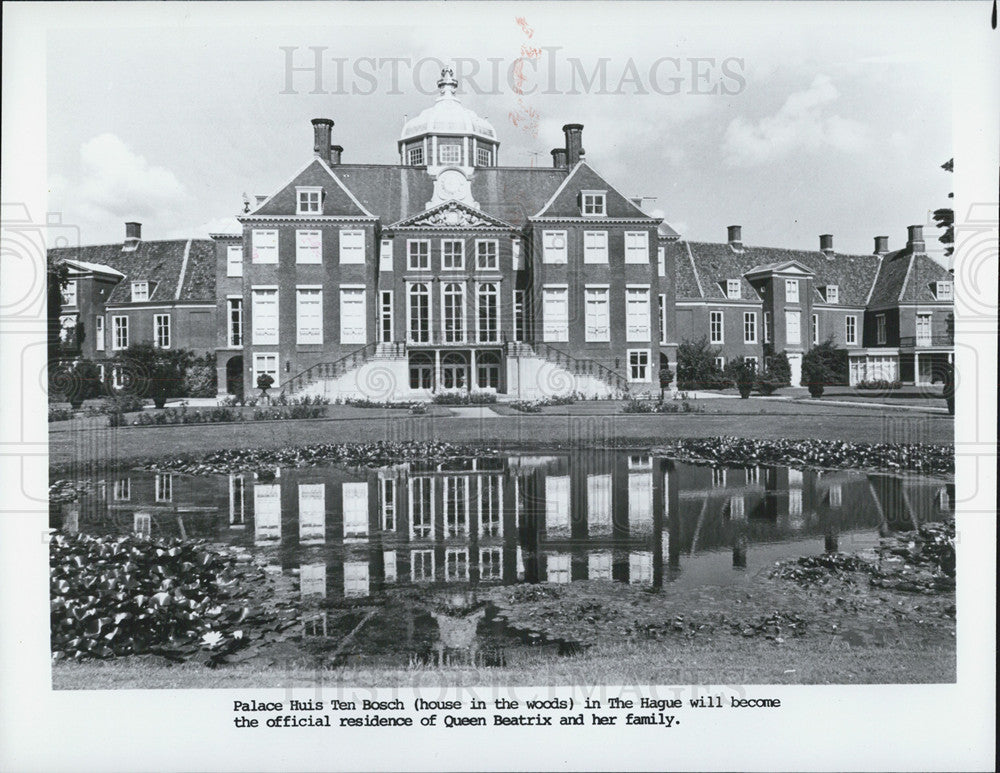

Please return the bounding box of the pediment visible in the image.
[390,200,515,230]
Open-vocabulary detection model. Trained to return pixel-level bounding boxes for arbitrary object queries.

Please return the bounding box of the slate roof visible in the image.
[867,248,953,306]
[47,239,216,303]
[532,162,652,220]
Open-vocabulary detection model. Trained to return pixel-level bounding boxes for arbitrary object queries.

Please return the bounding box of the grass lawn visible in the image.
[810,386,948,409]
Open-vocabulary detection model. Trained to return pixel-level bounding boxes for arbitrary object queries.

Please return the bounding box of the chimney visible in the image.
[563,123,584,165]
[125,222,141,241]
[551,148,568,169]
[330,145,343,165]
[873,235,889,255]
[819,234,834,257]
[727,225,743,250]
[907,224,925,254]
[311,118,334,162]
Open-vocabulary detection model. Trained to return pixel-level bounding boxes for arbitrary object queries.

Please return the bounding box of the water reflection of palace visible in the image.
[58,451,954,599]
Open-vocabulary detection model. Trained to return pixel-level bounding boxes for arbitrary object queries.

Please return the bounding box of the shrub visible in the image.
[48,406,75,422]
[856,379,902,390]
[50,359,104,407]
[677,337,729,391]
[726,357,756,399]
[768,351,792,387]
[622,398,656,413]
[432,391,497,405]
[111,344,192,407]
[755,375,782,396]
[182,353,217,398]
[409,403,427,415]
[510,400,544,413]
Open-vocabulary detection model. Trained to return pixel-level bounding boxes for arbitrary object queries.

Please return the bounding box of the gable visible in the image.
[250,158,371,218]
[390,200,516,230]
[533,162,651,219]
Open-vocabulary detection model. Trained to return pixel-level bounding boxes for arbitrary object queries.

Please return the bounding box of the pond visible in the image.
[51,450,954,667]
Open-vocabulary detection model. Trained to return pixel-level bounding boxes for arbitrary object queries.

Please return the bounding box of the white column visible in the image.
[914,352,920,385]
[434,349,441,391]
[471,349,478,390]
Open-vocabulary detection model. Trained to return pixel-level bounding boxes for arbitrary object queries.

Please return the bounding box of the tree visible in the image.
[801,341,840,398]
[932,158,954,258]
[676,337,729,391]
[768,351,792,387]
[726,357,755,399]
[47,263,69,364]
[112,343,192,408]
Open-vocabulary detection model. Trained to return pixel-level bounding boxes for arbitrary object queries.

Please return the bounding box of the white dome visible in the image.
[400,67,497,142]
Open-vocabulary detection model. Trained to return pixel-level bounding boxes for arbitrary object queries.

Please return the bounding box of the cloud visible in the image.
[73,133,189,219]
[722,75,868,166]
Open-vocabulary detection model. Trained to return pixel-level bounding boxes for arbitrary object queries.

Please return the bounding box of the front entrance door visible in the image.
[442,352,469,390]
[476,351,502,391]
[787,352,802,388]
[226,355,244,395]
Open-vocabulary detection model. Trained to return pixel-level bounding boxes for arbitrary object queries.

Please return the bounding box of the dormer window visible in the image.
[725,279,741,300]
[131,281,149,303]
[825,285,839,304]
[934,281,953,301]
[581,191,606,217]
[296,187,323,215]
[407,147,424,166]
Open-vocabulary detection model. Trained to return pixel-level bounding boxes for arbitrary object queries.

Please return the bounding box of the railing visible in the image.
[406,331,506,346]
[899,334,954,348]
[279,342,380,395]
[514,340,630,392]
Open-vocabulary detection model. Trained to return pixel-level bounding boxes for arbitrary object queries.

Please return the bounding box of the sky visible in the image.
[45,3,955,263]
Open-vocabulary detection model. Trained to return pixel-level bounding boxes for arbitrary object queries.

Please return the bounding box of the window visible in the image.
[61,280,78,307]
[547,554,571,583]
[339,287,366,344]
[343,562,369,597]
[476,146,492,166]
[407,146,424,166]
[628,472,653,529]
[409,353,433,389]
[743,311,757,344]
[511,238,523,270]
[659,294,667,345]
[876,313,887,345]
[658,246,666,277]
[785,310,801,345]
[745,355,758,371]
[229,474,245,527]
[542,230,567,264]
[587,474,612,536]
[626,286,651,341]
[379,478,396,531]
[296,288,323,344]
[252,353,278,386]
[763,311,772,343]
[95,315,105,351]
[131,281,149,302]
[252,229,278,263]
[438,144,462,165]
[251,288,278,345]
[628,349,651,381]
[934,281,953,301]
[379,239,393,272]
[624,231,650,263]
[712,468,726,488]
[477,351,501,390]
[829,484,842,508]
[545,476,570,531]
[408,283,430,343]
[844,315,857,345]
[726,279,741,300]
[409,477,435,540]
[441,240,464,270]
[475,240,498,271]
[542,286,568,342]
[411,549,434,581]
[585,286,610,342]
[445,548,469,581]
[477,283,499,343]
[480,547,502,580]
[296,187,322,214]
[710,310,724,344]
[826,285,839,304]
[339,229,365,264]
[227,245,243,277]
[584,231,609,263]
[296,229,322,264]
[112,316,129,350]
[444,477,469,537]
[581,191,606,216]
[343,482,369,539]
[155,474,172,503]
[380,291,393,343]
[228,298,243,347]
[785,278,799,304]
[714,356,726,371]
[812,313,819,345]
[916,313,932,345]
[113,478,130,501]
[513,289,526,342]
[442,283,465,343]
[153,313,171,349]
[407,240,430,270]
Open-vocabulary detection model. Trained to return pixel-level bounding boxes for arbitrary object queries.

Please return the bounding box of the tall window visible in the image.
[763,311,772,343]
[296,187,322,214]
[710,310,724,344]
[845,315,857,345]
[379,239,393,272]
[475,240,498,271]
[511,238,523,270]
[542,286,569,342]
[442,283,465,343]
[131,281,149,303]
[785,278,799,303]
[112,316,129,350]
[296,288,323,344]
[658,246,666,277]
[624,231,650,263]
[407,146,424,166]
[513,289,526,342]
[339,229,365,264]
[785,310,801,345]
[811,313,820,345]
[584,231,608,263]
[876,314,887,345]
[659,294,667,345]
[585,286,610,342]
[296,229,322,264]
[916,313,932,345]
[228,298,243,347]
[380,478,396,531]
[409,477,434,539]
[380,291,393,343]
[155,474,173,503]
[61,281,78,307]
[153,313,171,349]
[227,245,243,277]
[95,315,105,351]
[743,311,757,344]
[444,476,469,537]
[441,240,464,270]
[408,283,430,343]
[407,240,430,270]
[339,288,366,344]
[626,286,651,341]
[251,288,278,345]
[628,349,651,382]
[252,229,278,263]
[581,191,606,216]
[477,283,499,343]
[542,231,567,264]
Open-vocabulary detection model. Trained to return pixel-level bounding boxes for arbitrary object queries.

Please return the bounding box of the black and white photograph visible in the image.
[1,1,996,770]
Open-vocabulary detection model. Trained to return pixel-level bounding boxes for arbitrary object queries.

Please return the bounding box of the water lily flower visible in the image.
[201,630,224,649]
